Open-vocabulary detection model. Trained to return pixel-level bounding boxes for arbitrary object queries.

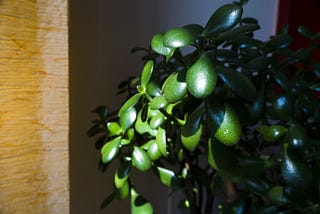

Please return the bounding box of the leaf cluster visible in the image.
[88,2,320,213]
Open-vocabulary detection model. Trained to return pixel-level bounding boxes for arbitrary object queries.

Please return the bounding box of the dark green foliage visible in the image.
[88,1,320,213]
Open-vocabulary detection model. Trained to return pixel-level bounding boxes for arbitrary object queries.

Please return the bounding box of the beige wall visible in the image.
[0,0,69,213]
[69,0,278,213]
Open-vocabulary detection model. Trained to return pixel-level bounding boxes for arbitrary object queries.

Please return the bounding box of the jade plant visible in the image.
[88,1,320,213]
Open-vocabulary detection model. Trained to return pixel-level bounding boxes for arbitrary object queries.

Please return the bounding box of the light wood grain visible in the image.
[0,0,69,213]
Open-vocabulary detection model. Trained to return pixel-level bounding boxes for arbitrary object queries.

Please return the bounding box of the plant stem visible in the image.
[185,162,200,214]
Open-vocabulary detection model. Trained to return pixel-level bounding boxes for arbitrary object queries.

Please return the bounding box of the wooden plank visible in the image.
[0,0,69,213]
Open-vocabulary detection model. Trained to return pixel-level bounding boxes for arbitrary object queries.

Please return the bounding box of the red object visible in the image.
[277,0,320,48]
[277,0,320,59]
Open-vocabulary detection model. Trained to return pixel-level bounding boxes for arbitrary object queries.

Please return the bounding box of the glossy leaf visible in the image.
[101,136,121,163]
[140,60,154,90]
[247,55,268,72]
[131,189,153,214]
[204,3,243,35]
[281,144,312,190]
[287,124,310,149]
[147,140,162,161]
[118,93,142,117]
[186,52,217,98]
[156,127,167,157]
[268,95,294,121]
[149,95,167,110]
[218,24,260,40]
[248,91,266,124]
[162,72,187,103]
[271,70,293,92]
[245,178,271,196]
[298,25,313,38]
[264,34,293,51]
[219,157,271,182]
[135,109,157,136]
[205,97,225,133]
[216,65,257,99]
[310,83,320,92]
[119,106,137,132]
[214,104,242,146]
[183,24,204,34]
[116,181,130,200]
[149,111,166,130]
[151,33,174,56]
[114,163,131,189]
[132,146,152,171]
[147,80,162,97]
[256,125,288,142]
[208,136,235,170]
[181,108,205,151]
[156,167,181,189]
[163,27,196,48]
[107,122,122,137]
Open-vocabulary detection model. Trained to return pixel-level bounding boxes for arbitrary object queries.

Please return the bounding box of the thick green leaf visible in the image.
[149,95,167,110]
[205,97,225,133]
[149,111,166,129]
[156,167,181,189]
[107,122,122,137]
[163,27,196,48]
[208,136,235,170]
[248,91,266,124]
[119,106,137,132]
[207,138,218,170]
[310,83,320,92]
[214,103,242,146]
[116,181,130,200]
[256,125,288,142]
[181,108,205,151]
[247,55,268,72]
[218,24,260,40]
[135,109,157,136]
[268,95,294,121]
[140,60,154,90]
[162,72,187,104]
[264,34,293,51]
[151,33,174,56]
[287,124,310,149]
[281,144,312,190]
[186,52,217,98]
[245,178,271,196]
[298,25,313,38]
[204,3,243,35]
[147,140,162,161]
[101,136,121,163]
[271,70,293,92]
[216,65,257,99]
[114,163,131,189]
[183,24,204,34]
[131,189,153,214]
[156,127,167,157]
[118,93,142,117]
[267,186,292,206]
[132,146,152,171]
[219,157,271,182]
[147,80,162,97]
